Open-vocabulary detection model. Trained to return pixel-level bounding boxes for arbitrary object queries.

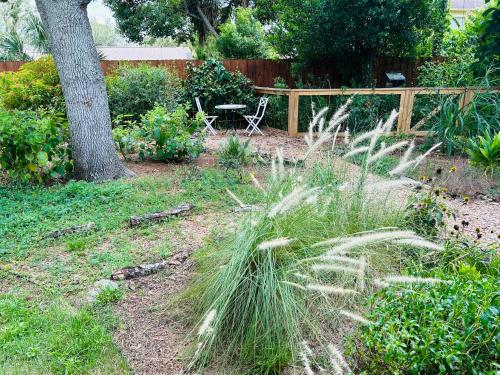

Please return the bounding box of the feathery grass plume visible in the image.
[364,179,420,193]
[326,230,416,255]
[293,272,311,280]
[311,227,401,249]
[198,309,216,336]
[343,146,371,159]
[250,173,266,193]
[271,156,278,181]
[394,238,444,251]
[330,123,342,152]
[380,275,449,284]
[343,128,350,144]
[400,140,415,165]
[357,255,367,291]
[282,280,307,291]
[303,103,350,160]
[311,264,361,276]
[226,188,245,207]
[389,142,442,176]
[269,186,320,218]
[372,279,390,288]
[257,237,295,250]
[330,97,353,124]
[367,140,409,165]
[300,341,315,375]
[327,344,352,374]
[350,120,383,149]
[320,255,365,267]
[339,309,372,325]
[306,284,359,295]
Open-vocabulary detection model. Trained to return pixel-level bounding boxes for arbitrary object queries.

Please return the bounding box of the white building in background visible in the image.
[97,47,193,60]
[449,0,487,28]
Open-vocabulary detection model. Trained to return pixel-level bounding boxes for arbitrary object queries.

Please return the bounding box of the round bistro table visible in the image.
[215,104,247,132]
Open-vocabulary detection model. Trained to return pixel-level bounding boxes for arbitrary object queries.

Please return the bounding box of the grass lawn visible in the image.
[0,165,261,374]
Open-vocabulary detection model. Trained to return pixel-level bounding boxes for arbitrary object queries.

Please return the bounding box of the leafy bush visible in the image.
[467,131,500,176]
[0,109,71,182]
[216,135,252,170]
[141,104,204,161]
[183,59,256,116]
[106,63,183,121]
[111,115,143,160]
[0,56,64,112]
[349,265,499,374]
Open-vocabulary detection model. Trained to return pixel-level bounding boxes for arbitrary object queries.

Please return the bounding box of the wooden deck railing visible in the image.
[254,86,500,137]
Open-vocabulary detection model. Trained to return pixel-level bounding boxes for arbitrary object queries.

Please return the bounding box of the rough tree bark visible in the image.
[34,0,135,181]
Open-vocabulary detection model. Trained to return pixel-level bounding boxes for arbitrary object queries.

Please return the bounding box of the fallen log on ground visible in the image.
[111,251,188,280]
[47,222,95,238]
[129,203,194,227]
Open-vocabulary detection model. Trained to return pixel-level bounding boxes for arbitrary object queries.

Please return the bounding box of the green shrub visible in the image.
[106,63,183,121]
[0,56,64,112]
[112,115,143,161]
[0,109,71,182]
[467,131,500,176]
[349,265,499,374]
[183,59,256,117]
[141,104,204,161]
[216,135,252,170]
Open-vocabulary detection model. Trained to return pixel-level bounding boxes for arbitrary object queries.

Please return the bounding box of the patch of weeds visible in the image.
[95,286,124,305]
[65,238,87,255]
[0,294,129,374]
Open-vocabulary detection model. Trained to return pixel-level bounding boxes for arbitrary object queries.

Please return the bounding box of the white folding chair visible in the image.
[244,97,268,136]
[195,97,218,135]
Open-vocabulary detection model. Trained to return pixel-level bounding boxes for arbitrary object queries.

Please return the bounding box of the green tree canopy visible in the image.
[267,0,448,83]
[104,0,264,44]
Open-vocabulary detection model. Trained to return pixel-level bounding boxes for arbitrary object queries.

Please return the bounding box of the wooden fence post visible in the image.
[288,91,299,137]
[397,90,415,134]
[458,88,475,113]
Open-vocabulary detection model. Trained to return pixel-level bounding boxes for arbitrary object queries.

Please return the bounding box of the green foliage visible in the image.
[106,63,183,121]
[184,59,256,115]
[0,294,128,374]
[472,0,500,69]
[467,131,500,175]
[0,109,71,183]
[350,266,499,374]
[141,104,204,161]
[111,115,143,160]
[214,7,275,59]
[264,77,289,130]
[0,56,64,112]
[269,0,448,83]
[216,135,253,170]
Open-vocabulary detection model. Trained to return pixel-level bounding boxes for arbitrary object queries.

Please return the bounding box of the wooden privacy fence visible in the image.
[0,59,294,87]
[254,86,500,137]
[0,56,442,88]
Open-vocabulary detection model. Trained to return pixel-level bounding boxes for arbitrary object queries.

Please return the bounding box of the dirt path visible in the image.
[112,214,221,374]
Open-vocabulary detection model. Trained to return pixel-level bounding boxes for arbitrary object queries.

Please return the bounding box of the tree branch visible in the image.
[196,3,219,36]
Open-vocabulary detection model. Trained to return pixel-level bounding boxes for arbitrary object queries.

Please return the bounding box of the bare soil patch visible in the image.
[112,213,225,374]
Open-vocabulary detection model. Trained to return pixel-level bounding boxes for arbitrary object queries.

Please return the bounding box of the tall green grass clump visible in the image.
[188,100,444,374]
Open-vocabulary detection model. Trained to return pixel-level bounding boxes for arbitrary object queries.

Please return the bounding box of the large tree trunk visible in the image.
[35,0,135,181]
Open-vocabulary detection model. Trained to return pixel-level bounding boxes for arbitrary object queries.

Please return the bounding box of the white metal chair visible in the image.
[244,97,268,136]
[195,97,218,135]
